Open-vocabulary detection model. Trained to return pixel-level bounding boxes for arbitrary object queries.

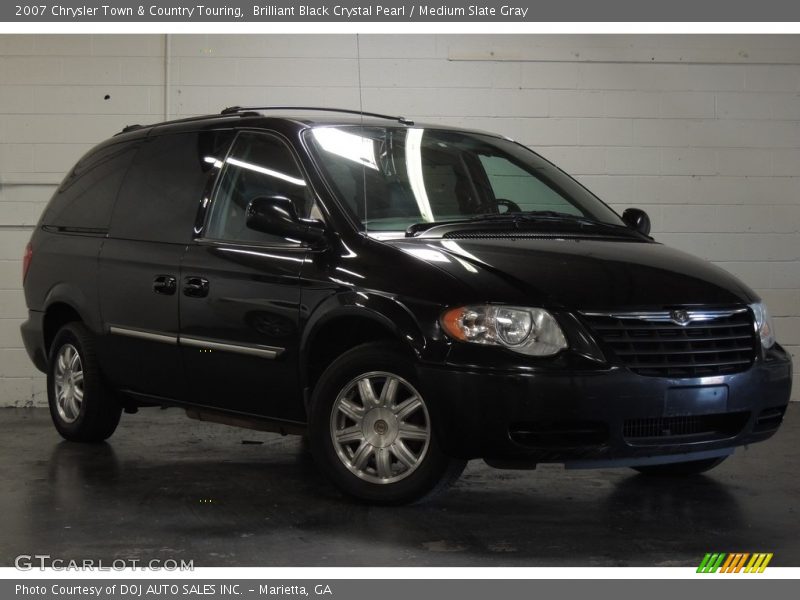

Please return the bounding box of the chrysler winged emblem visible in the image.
[670,309,691,325]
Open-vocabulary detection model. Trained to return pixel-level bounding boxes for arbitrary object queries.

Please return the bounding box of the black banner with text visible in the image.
[4,0,800,22]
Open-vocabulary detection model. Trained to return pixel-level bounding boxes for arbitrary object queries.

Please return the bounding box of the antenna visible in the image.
[356,33,369,234]
[355,35,365,120]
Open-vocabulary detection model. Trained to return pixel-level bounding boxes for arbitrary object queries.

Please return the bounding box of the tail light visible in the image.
[22,242,33,282]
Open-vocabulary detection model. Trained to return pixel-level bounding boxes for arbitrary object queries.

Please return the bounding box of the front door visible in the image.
[179,131,320,421]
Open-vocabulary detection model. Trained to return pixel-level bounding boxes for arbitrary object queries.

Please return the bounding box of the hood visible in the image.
[384,236,757,310]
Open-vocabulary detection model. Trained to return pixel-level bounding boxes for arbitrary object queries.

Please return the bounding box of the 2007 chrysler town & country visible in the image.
[21,107,793,504]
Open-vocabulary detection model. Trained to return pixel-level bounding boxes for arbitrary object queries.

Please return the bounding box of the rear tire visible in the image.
[47,322,121,442]
[633,456,727,477]
[309,341,466,505]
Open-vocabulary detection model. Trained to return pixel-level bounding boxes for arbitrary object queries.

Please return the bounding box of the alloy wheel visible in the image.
[329,371,431,484]
[53,343,84,424]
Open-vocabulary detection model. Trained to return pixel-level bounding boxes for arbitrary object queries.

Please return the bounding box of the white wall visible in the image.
[1,34,799,406]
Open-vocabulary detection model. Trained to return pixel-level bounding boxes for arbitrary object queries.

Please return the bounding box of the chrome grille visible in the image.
[582,308,757,377]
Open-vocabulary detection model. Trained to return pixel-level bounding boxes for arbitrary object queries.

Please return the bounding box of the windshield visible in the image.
[305,126,625,233]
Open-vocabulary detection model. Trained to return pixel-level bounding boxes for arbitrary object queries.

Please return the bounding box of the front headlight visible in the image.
[749,302,776,349]
[441,305,567,356]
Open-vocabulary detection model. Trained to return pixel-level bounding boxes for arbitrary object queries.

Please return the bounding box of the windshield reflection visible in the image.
[308,126,624,234]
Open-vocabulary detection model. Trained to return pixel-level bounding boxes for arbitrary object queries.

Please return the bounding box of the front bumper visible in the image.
[417,344,793,468]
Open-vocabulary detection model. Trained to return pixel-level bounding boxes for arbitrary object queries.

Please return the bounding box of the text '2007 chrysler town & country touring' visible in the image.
[21,107,793,504]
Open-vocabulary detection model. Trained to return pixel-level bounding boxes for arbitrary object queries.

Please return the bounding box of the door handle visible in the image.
[153,275,177,295]
[183,276,209,298]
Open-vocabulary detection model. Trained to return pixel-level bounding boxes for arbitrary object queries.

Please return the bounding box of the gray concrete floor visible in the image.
[1,405,798,567]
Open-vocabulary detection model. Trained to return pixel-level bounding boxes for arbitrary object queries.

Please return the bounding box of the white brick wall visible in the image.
[1,34,798,406]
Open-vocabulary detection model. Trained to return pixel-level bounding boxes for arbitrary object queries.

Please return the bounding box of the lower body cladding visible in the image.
[418,346,793,469]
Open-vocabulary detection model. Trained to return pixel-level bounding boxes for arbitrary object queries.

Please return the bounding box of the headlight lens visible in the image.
[749,302,776,349]
[441,305,567,356]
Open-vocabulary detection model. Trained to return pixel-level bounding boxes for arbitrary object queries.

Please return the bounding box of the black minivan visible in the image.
[21,107,792,504]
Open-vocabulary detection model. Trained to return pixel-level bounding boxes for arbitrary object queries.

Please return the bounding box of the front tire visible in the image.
[633,456,727,477]
[47,323,121,442]
[309,342,465,504]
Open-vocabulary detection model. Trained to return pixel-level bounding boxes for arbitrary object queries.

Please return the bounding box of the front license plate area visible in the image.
[665,385,728,416]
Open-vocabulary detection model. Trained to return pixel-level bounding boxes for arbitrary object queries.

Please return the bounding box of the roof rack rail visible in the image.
[115,112,247,136]
[220,105,414,126]
[119,124,143,134]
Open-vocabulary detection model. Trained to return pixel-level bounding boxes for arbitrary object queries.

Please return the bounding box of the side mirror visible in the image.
[246,195,325,244]
[622,208,651,236]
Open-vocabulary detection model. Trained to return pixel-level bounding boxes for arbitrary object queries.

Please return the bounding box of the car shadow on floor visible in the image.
[4,437,768,567]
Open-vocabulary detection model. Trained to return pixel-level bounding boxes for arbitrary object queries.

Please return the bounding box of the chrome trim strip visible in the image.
[109,326,283,359]
[179,336,283,359]
[109,326,178,345]
[581,308,748,322]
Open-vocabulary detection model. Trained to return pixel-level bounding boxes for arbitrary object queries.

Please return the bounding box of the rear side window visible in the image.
[110,130,234,244]
[42,141,139,231]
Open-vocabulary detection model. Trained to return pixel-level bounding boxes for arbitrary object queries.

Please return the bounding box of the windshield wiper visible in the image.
[406,211,633,236]
[469,210,629,228]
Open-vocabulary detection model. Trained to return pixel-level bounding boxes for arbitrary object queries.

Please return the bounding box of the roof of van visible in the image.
[113,107,507,142]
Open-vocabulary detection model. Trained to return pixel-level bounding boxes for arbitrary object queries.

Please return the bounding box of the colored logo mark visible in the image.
[697,553,773,573]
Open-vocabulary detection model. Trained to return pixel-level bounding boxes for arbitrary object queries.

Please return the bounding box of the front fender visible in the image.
[301,290,429,358]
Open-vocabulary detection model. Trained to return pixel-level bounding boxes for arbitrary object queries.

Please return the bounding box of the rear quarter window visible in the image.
[42,140,139,231]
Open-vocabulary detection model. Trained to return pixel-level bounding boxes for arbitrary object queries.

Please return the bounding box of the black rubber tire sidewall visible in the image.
[309,341,464,505]
[47,322,121,443]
